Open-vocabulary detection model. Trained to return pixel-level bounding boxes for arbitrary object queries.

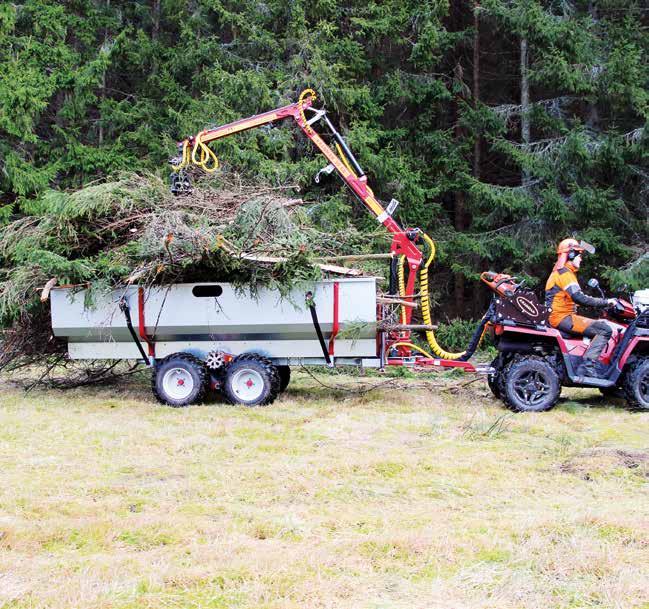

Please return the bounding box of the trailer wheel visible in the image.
[152,353,208,407]
[623,358,649,410]
[277,366,291,392]
[501,356,560,412]
[224,354,280,406]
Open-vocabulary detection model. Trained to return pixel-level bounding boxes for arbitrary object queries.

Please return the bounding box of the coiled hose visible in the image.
[397,234,485,360]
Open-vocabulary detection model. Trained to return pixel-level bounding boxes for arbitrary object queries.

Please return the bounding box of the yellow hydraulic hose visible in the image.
[191,132,219,172]
[298,88,317,134]
[419,233,466,360]
[391,342,434,359]
[172,140,190,171]
[397,255,407,325]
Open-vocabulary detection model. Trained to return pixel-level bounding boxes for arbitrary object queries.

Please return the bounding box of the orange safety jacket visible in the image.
[545,267,608,329]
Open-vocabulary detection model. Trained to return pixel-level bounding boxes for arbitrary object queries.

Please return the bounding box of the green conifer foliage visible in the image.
[0,0,646,315]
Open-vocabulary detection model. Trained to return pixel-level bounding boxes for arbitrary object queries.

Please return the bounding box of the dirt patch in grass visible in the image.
[559,447,649,481]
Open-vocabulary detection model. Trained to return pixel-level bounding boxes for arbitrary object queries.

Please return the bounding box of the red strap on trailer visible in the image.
[328,282,339,356]
[137,288,155,357]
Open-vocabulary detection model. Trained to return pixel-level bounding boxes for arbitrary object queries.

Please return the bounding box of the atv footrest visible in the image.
[572,376,615,388]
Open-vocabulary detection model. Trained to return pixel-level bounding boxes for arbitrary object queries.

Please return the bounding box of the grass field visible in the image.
[0,371,647,609]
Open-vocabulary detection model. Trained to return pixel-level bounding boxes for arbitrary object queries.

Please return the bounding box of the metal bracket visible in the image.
[314,163,335,184]
[386,198,399,215]
[305,108,327,126]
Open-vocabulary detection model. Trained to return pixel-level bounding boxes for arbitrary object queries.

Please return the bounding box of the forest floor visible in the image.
[0,370,648,609]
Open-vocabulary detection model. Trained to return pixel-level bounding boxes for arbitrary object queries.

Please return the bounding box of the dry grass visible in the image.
[0,372,648,609]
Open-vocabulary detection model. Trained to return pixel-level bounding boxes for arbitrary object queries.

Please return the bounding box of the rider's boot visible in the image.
[576,359,608,378]
[577,334,610,378]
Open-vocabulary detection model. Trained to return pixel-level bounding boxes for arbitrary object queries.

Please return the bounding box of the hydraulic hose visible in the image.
[458,305,493,362]
[391,342,434,359]
[397,255,407,325]
[191,132,219,172]
[298,88,317,134]
[419,233,466,360]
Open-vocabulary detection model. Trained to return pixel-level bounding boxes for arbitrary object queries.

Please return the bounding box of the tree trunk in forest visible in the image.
[453,63,467,316]
[152,0,161,40]
[473,3,487,317]
[473,3,480,181]
[520,37,530,186]
[586,1,599,131]
[453,191,466,316]
[98,0,110,146]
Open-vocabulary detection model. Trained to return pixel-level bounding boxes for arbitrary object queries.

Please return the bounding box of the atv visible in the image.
[480,272,649,412]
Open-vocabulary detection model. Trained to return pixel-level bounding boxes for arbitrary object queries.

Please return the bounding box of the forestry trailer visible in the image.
[49,90,649,411]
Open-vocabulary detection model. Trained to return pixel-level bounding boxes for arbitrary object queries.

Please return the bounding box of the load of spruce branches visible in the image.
[0,173,373,379]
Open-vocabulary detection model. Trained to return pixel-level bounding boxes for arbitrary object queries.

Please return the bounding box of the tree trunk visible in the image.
[586,1,599,131]
[453,191,466,316]
[473,3,480,181]
[98,0,110,146]
[520,36,530,186]
[453,62,467,316]
[152,0,161,40]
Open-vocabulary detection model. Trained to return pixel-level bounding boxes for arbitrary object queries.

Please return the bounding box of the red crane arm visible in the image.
[174,97,422,268]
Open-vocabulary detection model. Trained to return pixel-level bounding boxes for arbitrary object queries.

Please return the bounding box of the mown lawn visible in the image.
[0,371,647,609]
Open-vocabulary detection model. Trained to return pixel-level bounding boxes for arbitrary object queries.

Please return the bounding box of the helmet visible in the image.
[554,238,595,271]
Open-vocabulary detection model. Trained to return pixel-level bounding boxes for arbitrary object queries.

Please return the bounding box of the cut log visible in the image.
[40,278,58,302]
[316,253,394,262]
[376,296,418,308]
[379,323,439,331]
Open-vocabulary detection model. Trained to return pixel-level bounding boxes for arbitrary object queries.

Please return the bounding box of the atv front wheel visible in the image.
[502,356,561,412]
[623,358,649,410]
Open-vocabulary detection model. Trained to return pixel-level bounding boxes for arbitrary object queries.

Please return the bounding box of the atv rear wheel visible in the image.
[623,358,649,410]
[502,356,561,412]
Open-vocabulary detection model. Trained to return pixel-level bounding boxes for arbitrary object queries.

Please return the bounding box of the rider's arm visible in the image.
[565,284,609,308]
[556,269,609,308]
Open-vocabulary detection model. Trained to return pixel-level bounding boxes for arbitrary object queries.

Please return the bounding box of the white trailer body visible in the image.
[50,278,378,367]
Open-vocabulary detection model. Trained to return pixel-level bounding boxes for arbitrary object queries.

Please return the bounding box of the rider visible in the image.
[545,238,617,378]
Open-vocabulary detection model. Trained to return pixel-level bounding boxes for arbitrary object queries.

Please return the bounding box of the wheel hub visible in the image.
[231,368,265,401]
[512,371,550,406]
[162,367,195,400]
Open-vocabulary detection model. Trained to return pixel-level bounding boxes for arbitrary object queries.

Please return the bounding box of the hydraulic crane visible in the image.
[170,89,486,368]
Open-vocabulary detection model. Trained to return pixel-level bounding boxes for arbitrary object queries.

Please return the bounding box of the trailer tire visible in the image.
[277,366,291,392]
[152,353,208,407]
[623,358,649,410]
[501,355,560,412]
[224,354,280,406]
